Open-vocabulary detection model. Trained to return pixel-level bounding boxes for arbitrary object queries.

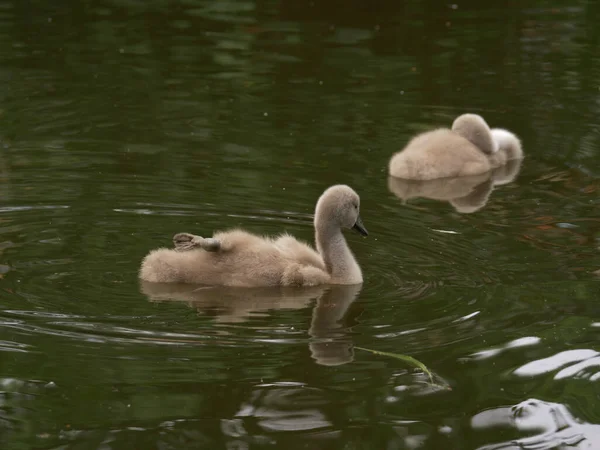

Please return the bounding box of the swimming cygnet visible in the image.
[139,185,368,287]
[389,113,523,180]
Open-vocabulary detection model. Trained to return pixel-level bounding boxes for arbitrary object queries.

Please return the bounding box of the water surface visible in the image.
[1,1,599,449]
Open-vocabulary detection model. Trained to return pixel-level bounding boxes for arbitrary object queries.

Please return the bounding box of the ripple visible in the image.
[226,382,335,434]
[0,340,32,353]
[513,349,600,381]
[2,310,86,319]
[0,205,69,213]
[471,398,600,449]
[0,281,359,360]
[370,199,504,292]
[387,369,450,399]
[0,320,231,347]
[513,349,600,378]
[114,204,314,226]
[467,336,542,361]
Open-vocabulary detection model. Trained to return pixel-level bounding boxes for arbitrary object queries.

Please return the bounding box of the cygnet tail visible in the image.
[491,128,523,160]
[140,248,188,283]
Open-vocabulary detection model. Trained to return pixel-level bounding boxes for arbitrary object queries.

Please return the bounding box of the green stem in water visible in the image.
[355,346,433,384]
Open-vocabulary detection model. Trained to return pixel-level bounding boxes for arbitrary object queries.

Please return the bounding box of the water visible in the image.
[1,0,599,448]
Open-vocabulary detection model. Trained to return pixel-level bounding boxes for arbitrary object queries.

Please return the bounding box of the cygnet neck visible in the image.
[314,219,362,284]
[452,114,497,155]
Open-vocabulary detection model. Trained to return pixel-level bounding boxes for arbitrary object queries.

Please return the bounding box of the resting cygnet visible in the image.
[139,185,368,287]
[389,113,523,180]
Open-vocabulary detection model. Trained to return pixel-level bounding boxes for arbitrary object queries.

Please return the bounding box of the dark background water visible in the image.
[1,0,599,449]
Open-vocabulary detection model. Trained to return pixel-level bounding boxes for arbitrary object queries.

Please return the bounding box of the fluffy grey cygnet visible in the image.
[389,113,523,180]
[139,185,368,287]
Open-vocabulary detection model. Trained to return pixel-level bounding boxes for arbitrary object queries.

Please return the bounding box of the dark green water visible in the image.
[1,1,599,449]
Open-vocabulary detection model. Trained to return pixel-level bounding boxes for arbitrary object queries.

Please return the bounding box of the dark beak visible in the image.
[352,216,368,236]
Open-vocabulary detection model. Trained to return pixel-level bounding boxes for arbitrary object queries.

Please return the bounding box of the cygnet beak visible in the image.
[352,216,368,236]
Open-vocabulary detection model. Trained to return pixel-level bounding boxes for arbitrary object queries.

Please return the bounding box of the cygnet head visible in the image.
[451,113,498,155]
[315,185,368,236]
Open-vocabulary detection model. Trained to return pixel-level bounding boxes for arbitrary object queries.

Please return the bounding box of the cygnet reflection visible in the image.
[471,398,600,449]
[308,284,361,366]
[388,158,522,214]
[140,282,361,366]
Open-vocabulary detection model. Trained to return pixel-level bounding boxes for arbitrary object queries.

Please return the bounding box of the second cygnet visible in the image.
[389,113,523,180]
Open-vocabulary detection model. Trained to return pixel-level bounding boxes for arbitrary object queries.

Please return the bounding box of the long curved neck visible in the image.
[315,222,362,284]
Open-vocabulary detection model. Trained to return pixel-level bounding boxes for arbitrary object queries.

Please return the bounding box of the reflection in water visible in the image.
[472,398,600,449]
[222,382,338,447]
[140,282,360,366]
[388,159,523,213]
[308,284,361,366]
[0,138,13,277]
[0,378,55,447]
[141,281,321,323]
[0,140,9,203]
[0,140,15,277]
[513,349,600,381]
[468,336,541,361]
